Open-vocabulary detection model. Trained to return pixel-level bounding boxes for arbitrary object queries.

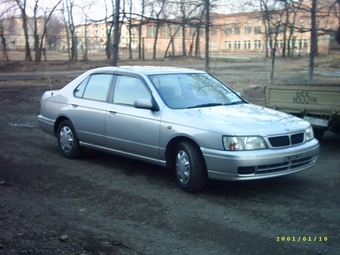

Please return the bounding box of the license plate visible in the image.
[303,116,329,127]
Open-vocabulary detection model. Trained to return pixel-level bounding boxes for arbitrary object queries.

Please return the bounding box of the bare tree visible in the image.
[111,0,120,65]
[259,0,286,83]
[150,0,166,59]
[163,24,180,57]
[0,0,15,61]
[205,0,209,71]
[32,0,62,62]
[177,0,205,56]
[0,24,10,61]
[126,0,134,59]
[294,0,334,83]
[79,3,94,61]
[138,0,146,59]
[14,0,32,61]
[102,0,114,60]
[331,0,340,44]
[308,0,317,84]
[62,0,77,61]
[46,15,64,50]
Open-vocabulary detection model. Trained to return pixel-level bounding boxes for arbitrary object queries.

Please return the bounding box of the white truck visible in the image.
[265,84,340,139]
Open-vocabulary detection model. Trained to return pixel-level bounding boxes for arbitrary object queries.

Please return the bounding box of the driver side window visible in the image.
[113,76,151,105]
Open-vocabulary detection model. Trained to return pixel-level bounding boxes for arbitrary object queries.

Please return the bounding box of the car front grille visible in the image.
[256,155,317,174]
[268,132,304,148]
[237,155,318,175]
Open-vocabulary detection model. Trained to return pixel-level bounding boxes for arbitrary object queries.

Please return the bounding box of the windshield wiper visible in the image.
[188,103,223,109]
[224,101,244,106]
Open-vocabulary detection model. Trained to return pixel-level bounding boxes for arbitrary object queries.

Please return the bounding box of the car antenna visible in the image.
[45,61,53,90]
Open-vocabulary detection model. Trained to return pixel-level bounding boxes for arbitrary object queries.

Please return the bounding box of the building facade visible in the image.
[1,4,339,58]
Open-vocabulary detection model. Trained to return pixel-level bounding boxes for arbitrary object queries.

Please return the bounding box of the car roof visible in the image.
[91,66,205,75]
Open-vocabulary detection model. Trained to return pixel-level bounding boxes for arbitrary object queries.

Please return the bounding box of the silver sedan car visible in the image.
[38,66,319,192]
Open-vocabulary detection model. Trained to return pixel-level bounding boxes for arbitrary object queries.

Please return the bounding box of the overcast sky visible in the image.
[1,0,262,24]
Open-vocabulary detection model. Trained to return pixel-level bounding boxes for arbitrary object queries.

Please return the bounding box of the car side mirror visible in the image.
[134,98,159,111]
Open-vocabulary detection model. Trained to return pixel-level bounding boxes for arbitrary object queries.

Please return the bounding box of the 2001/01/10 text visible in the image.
[276,236,328,242]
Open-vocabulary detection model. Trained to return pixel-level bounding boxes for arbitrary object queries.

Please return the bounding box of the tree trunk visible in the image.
[182,23,187,56]
[308,0,317,84]
[22,13,32,61]
[153,25,160,59]
[0,27,10,61]
[205,0,210,72]
[111,0,120,66]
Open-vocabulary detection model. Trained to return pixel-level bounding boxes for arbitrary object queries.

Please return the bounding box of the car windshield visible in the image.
[148,73,244,109]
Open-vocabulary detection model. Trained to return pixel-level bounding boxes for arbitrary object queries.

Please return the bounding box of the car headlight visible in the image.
[223,136,268,151]
[305,126,314,142]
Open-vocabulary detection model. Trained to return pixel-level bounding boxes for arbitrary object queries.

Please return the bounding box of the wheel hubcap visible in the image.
[176,150,190,185]
[59,126,74,153]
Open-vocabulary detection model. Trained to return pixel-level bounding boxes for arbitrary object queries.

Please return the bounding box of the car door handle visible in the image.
[71,102,78,107]
[108,108,117,114]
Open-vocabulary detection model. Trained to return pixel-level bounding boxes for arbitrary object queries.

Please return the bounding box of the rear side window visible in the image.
[74,74,112,101]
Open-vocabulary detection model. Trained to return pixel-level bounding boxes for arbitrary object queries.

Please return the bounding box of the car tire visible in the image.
[313,127,326,140]
[57,120,83,159]
[175,141,208,192]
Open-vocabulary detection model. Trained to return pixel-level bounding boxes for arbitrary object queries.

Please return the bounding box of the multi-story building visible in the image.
[0,16,45,50]
[1,4,339,58]
[142,8,339,57]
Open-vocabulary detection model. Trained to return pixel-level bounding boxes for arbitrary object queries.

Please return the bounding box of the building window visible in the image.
[225,27,232,35]
[244,26,252,34]
[298,39,308,49]
[254,26,261,34]
[244,40,251,49]
[299,22,305,32]
[234,41,240,49]
[254,40,261,49]
[278,24,284,33]
[211,41,218,50]
[175,25,180,36]
[190,27,196,36]
[183,26,189,36]
[234,26,240,34]
[225,41,232,49]
[211,27,218,36]
[161,26,169,37]
[147,26,153,37]
[277,39,284,48]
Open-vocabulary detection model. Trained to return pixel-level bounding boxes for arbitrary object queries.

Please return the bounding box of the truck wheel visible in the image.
[313,127,326,140]
[175,141,208,192]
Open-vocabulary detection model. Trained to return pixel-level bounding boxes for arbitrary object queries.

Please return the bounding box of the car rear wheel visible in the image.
[57,120,82,158]
[175,141,208,192]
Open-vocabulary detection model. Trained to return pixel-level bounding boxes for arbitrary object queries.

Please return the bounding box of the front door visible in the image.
[106,75,161,161]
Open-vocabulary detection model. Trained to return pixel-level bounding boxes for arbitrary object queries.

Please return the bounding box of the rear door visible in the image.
[67,73,113,146]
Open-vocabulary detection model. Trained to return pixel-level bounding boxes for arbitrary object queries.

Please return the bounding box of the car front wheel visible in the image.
[57,120,82,158]
[313,127,326,140]
[175,141,208,192]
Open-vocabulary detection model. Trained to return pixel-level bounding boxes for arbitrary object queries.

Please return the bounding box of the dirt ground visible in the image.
[0,55,339,255]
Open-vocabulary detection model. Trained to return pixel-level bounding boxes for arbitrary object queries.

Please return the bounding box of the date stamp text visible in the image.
[276,236,328,242]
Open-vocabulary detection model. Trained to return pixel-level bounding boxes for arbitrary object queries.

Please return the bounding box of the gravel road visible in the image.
[0,57,339,255]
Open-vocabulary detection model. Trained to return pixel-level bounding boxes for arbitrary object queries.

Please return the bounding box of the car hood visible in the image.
[166,103,309,136]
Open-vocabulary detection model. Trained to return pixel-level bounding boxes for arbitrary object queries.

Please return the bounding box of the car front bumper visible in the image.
[201,139,319,181]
